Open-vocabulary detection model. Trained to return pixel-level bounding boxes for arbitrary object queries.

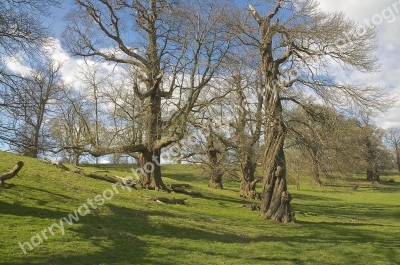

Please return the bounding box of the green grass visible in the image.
[1,151,400,265]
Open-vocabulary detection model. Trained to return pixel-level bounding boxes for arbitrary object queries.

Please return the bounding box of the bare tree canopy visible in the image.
[0,59,65,157]
[0,0,60,61]
[0,0,61,154]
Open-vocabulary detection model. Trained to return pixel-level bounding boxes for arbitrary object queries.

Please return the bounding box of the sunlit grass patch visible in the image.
[1,151,399,265]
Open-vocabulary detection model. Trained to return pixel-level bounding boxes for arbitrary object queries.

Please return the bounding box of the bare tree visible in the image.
[209,49,264,199]
[0,59,64,157]
[0,0,61,152]
[49,88,91,166]
[356,115,392,181]
[286,104,367,185]
[61,0,235,190]
[385,128,400,172]
[243,0,392,222]
[286,104,332,186]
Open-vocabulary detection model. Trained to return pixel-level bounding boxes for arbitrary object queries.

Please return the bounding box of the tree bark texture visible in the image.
[258,18,295,222]
[137,149,167,191]
[260,102,295,222]
[239,157,260,200]
[310,148,322,186]
[206,133,223,189]
[365,137,380,182]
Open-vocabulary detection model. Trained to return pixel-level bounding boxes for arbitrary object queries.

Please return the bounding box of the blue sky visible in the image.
[45,0,400,129]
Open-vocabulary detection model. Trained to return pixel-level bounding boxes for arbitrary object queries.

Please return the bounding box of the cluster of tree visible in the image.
[0,0,397,222]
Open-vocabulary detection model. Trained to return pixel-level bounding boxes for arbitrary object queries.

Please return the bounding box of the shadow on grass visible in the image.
[202,192,259,206]
[0,200,69,219]
[3,198,400,265]
[320,177,400,193]
[294,199,400,223]
[0,183,17,189]
[22,186,75,200]
[371,181,400,193]
[293,193,343,202]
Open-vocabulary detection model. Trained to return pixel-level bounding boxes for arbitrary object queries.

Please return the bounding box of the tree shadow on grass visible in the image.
[293,193,344,202]
[3,199,400,265]
[293,220,400,264]
[322,175,400,193]
[0,200,68,219]
[3,204,169,265]
[293,198,400,223]
[202,192,258,206]
[22,186,75,201]
[370,181,400,193]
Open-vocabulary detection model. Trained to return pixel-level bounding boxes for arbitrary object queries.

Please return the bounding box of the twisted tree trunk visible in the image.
[260,103,295,222]
[260,72,295,222]
[247,2,295,222]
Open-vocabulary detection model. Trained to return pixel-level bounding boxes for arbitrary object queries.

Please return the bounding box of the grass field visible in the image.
[1,151,399,265]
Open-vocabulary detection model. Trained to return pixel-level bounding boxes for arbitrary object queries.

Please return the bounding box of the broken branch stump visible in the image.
[0,161,24,185]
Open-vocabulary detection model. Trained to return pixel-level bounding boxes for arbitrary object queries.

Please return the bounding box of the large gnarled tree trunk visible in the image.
[254,3,295,222]
[131,81,167,191]
[137,148,166,191]
[134,6,167,191]
[239,157,260,200]
[246,0,384,221]
[206,132,223,189]
[261,96,294,222]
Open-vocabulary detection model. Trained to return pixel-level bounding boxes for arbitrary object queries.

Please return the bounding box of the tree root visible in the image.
[241,203,260,211]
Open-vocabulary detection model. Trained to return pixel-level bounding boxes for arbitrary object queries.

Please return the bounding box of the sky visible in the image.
[44,0,400,129]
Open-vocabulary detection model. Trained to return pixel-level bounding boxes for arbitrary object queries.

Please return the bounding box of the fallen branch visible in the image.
[44,157,135,188]
[0,161,24,185]
[169,185,203,197]
[92,170,111,173]
[168,183,191,188]
[138,195,187,204]
[44,157,69,171]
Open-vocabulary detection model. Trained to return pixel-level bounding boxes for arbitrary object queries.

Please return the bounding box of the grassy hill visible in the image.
[1,151,400,265]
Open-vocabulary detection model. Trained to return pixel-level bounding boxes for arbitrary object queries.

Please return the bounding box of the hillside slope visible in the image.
[1,151,400,265]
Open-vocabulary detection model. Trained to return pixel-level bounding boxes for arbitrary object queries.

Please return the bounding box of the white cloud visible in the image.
[2,55,31,76]
[45,39,128,90]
